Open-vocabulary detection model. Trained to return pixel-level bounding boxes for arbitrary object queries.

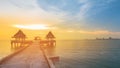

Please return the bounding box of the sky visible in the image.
[0,0,120,40]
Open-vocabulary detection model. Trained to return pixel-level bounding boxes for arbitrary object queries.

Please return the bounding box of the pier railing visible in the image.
[11,40,33,44]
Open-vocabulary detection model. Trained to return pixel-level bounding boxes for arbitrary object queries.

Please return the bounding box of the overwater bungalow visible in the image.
[46,31,56,47]
[11,30,32,48]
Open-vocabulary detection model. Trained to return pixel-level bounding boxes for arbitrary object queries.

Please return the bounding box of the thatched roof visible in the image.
[46,31,55,39]
[12,30,26,38]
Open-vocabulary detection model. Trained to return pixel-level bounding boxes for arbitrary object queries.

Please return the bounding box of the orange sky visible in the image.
[1,15,120,40]
[0,0,120,40]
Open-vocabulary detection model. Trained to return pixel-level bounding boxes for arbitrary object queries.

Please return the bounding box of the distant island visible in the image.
[96,37,120,40]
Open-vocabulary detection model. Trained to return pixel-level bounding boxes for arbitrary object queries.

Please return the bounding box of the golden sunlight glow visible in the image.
[13,24,49,30]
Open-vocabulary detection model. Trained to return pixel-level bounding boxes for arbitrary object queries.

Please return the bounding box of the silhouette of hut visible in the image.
[46,31,55,40]
[12,30,26,41]
[46,31,56,46]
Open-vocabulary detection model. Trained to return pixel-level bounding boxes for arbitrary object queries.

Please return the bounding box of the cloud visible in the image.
[84,0,116,17]
[0,0,66,25]
[76,0,91,19]
[78,30,120,35]
[13,24,49,30]
[0,0,116,20]
[0,0,115,21]
[0,0,118,31]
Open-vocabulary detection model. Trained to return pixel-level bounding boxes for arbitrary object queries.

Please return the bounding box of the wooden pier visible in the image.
[0,42,49,68]
[0,30,57,68]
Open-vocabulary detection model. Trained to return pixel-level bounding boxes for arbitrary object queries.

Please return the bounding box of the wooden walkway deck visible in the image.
[0,42,49,68]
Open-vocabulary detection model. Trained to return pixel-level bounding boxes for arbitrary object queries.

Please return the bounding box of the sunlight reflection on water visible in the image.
[0,40,11,59]
[1,40,120,68]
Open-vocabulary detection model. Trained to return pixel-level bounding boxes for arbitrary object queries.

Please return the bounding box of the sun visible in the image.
[13,24,49,30]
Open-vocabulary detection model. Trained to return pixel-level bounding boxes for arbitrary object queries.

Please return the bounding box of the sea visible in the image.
[1,40,120,68]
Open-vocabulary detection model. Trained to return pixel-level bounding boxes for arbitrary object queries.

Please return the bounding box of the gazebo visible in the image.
[46,31,56,46]
[12,30,26,41]
[11,30,26,48]
[46,31,55,40]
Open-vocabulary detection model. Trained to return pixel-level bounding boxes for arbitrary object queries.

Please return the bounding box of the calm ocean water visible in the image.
[0,40,11,59]
[1,40,120,68]
[46,40,120,68]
